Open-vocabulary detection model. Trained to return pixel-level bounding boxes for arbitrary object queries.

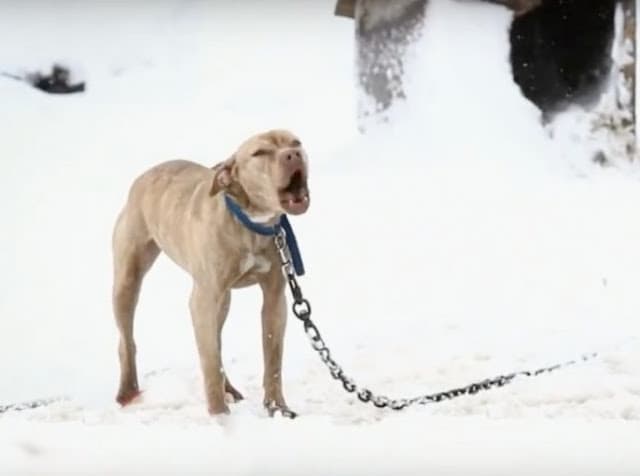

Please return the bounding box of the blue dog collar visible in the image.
[224,194,305,276]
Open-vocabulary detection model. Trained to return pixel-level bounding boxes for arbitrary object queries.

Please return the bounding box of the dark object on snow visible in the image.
[30,65,85,94]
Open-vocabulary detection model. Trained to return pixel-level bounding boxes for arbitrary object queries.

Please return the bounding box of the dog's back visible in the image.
[114,160,221,267]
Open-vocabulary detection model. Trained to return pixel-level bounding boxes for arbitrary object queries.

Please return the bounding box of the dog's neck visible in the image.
[222,184,280,226]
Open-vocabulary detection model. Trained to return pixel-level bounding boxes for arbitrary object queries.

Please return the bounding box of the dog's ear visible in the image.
[210,155,236,196]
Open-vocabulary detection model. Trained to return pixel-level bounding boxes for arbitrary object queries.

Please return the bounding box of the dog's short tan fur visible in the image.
[112,129,310,416]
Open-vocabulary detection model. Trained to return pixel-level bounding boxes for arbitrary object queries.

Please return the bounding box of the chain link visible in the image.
[274,229,599,411]
[0,397,64,415]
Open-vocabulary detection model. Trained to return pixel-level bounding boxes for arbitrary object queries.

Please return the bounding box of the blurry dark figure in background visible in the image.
[30,64,85,94]
[0,64,85,94]
[510,0,616,119]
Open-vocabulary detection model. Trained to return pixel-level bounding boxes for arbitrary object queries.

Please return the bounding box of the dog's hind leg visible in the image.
[224,377,244,403]
[112,211,160,406]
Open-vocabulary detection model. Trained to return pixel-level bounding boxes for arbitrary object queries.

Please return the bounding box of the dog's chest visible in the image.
[231,252,273,288]
[239,253,272,275]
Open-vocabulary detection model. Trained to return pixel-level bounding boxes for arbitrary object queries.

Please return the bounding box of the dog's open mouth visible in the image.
[279,169,309,215]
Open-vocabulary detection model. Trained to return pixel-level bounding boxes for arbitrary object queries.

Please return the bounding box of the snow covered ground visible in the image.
[0,1,639,474]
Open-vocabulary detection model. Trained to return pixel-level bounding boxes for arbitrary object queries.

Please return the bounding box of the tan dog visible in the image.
[111,129,310,417]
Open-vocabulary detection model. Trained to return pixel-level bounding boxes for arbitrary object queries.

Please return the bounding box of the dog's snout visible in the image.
[278,148,303,167]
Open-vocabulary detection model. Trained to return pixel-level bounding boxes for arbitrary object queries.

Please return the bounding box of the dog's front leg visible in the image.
[190,282,230,415]
[260,273,296,418]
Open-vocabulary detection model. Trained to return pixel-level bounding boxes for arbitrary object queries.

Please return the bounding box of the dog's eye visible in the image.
[290,139,301,147]
[252,149,270,157]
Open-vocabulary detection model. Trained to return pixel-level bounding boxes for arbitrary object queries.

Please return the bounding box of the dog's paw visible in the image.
[264,400,297,419]
[116,389,142,407]
[208,402,231,416]
[276,408,297,419]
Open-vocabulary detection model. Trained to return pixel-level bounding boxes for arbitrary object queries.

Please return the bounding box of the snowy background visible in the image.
[0,0,639,474]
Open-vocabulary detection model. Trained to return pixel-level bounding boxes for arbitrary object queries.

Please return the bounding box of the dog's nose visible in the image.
[284,150,301,161]
[278,148,303,167]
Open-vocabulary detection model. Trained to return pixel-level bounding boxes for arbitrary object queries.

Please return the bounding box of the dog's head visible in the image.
[211,129,310,216]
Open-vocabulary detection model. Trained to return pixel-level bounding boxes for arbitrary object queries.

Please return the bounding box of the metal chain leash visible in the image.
[0,397,63,415]
[274,229,599,411]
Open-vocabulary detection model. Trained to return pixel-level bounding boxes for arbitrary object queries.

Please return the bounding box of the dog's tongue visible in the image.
[281,191,296,202]
[281,190,309,214]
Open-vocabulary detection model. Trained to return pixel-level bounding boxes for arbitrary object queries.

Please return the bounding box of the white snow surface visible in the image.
[0,1,639,475]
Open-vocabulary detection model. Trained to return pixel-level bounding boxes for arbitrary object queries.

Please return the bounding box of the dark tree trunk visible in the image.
[621,0,636,151]
[354,0,427,127]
